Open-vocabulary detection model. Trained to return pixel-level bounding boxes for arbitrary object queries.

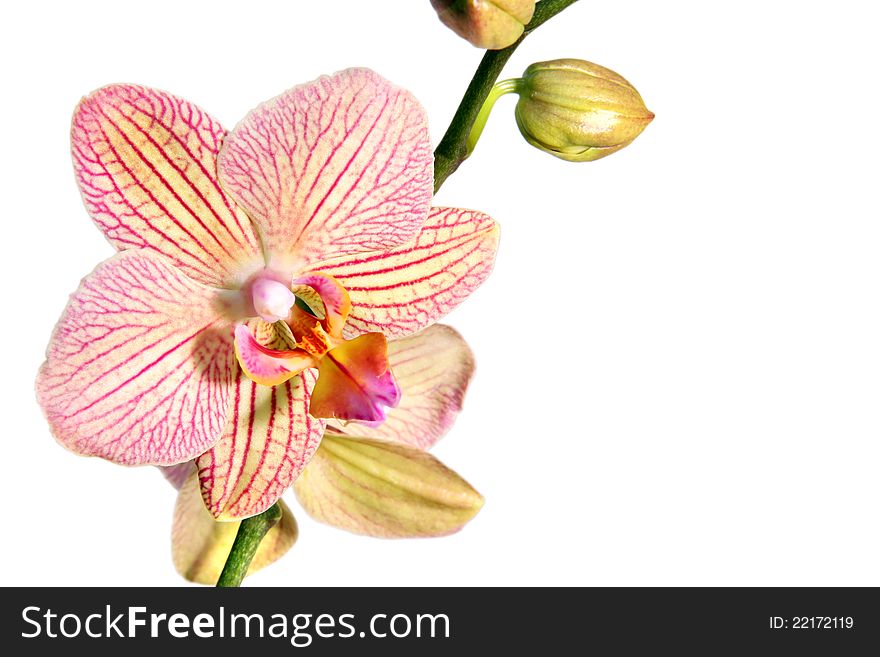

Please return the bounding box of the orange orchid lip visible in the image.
[310,333,401,423]
[234,273,400,423]
[233,324,315,388]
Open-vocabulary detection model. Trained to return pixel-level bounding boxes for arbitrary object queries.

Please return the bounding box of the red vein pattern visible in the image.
[329,325,475,450]
[36,251,235,465]
[72,84,263,288]
[196,369,325,520]
[313,207,500,339]
[217,68,433,270]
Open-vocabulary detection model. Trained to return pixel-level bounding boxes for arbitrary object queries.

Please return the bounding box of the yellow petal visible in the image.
[294,433,483,538]
[172,471,297,585]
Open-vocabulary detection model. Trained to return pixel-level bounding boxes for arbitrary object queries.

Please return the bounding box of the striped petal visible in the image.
[197,370,325,520]
[313,207,500,339]
[330,325,474,450]
[72,84,263,288]
[216,68,433,270]
[173,470,297,585]
[36,250,234,465]
[294,434,483,538]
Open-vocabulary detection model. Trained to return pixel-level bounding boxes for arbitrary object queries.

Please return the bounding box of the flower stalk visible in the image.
[216,503,282,587]
[433,0,580,192]
[465,78,522,156]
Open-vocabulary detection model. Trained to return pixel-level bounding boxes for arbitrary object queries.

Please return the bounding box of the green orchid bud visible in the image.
[431,0,536,50]
[514,59,654,162]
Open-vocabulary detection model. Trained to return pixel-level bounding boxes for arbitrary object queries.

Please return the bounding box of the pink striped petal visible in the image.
[216,69,433,270]
[197,370,326,520]
[313,207,500,339]
[72,84,263,288]
[36,251,234,465]
[330,325,474,450]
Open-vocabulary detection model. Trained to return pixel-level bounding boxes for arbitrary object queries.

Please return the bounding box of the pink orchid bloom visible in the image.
[166,325,482,584]
[37,69,499,520]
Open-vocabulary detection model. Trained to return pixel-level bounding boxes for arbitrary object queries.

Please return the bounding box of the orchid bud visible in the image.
[431,0,536,50]
[514,59,654,162]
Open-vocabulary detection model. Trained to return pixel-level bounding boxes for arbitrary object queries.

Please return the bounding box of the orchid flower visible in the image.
[168,325,482,584]
[37,69,499,520]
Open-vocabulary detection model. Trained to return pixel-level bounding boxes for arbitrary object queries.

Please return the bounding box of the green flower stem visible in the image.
[465,78,522,157]
[215,503,282,588]
[433,0,580,192]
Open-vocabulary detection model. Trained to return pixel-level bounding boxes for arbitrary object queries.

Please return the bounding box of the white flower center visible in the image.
[252,278,296,323]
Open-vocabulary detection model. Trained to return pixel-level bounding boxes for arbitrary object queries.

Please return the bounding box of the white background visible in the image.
[2,0,878,586]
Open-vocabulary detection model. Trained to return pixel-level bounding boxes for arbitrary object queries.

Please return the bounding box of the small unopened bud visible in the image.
[431,0,536,50]
[514,59,654,162]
